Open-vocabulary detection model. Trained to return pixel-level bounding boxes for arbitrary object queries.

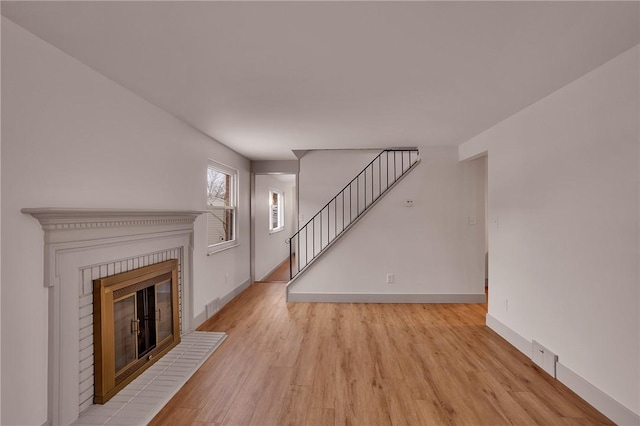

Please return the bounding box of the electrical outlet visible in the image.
[505,298,508,311]
[403,200,414,207]
[224,273,229,283]
[386,274,395,284]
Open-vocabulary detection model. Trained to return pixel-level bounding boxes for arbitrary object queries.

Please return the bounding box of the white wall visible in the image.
[285,179,296,243]
[1,18,250,425]
[0,16,3,424]
[298,150,379,225]
[291,147,486,297]
[254,174,295,280]
[460,45,639,418]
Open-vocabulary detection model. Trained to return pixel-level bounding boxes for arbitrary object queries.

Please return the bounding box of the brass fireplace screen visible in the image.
[93,259,181,404]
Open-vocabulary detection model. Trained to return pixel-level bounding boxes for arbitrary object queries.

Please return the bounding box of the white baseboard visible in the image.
[557,363,639,426]
[486,313,532,358]
[287,292,486,303]
[259,257,289,282]
[220,278,252,306]
[486,314,639,425]
[193,310,207,329]
[193,278,253,328]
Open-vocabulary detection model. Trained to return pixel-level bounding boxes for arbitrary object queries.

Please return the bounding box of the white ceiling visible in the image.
[2,1,639,160]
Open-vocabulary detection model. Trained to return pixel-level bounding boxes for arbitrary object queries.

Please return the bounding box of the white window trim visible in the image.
[268,188,285,234]
[207,160,239,255]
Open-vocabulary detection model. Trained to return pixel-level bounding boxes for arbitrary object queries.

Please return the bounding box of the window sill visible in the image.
[269,227,284,235]
[207,242,239,256]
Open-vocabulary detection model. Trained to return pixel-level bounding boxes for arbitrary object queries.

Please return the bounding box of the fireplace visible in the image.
[93,259,181,404]
[22,208,202,425]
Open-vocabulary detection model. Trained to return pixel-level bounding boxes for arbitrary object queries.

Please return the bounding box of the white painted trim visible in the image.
[458,133,490,161]
[207,242,239,256]
[207,159,239,252]
[193,310,207,328]
[486,314,639,425]
[287,292,486,304]
[485,313,532,358]
[557,363,639,426]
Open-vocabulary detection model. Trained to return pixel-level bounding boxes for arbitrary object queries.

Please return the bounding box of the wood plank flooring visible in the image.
[257,256,291,283]
[149,283,612,426]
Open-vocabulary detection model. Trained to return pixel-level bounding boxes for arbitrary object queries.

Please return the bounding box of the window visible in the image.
[207,161,237,252]
[269,189,284,233]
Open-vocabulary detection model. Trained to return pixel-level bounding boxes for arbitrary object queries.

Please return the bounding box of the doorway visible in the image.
[252,173,297,282]
[483,155,488,299]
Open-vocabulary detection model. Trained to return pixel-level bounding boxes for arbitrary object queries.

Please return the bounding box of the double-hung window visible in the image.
[269,189,284,233]
[207,161,237,253]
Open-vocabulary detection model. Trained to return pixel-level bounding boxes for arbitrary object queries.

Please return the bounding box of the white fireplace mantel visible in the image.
[22,208,204,286]
[22,207,204,244]
[22,208,205,426]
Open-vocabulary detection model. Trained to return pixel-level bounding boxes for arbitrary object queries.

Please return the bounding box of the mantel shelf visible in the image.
[22,208,205,236]
[22,207,206,221]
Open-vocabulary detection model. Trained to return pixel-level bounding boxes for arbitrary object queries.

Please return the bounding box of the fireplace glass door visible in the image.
[113,280,173,376]
[94,259,180,404]
[114,295,136,372]
[136,286,157,358]
[156,280,173,342]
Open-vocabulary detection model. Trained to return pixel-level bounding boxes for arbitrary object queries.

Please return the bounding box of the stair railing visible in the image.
[288,149,420,280]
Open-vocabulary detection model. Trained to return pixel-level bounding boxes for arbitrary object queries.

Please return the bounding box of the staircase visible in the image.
[287,149,420,283]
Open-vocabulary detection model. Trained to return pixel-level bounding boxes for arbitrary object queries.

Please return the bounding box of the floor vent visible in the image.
[206,298,220,319]
[532,340,558,378]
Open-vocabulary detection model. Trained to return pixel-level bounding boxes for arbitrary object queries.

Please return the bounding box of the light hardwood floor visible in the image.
[257,256,292,283]
[150,283,612,425]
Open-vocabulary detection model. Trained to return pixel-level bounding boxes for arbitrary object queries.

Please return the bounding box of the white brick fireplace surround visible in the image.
[22,208,203,426]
